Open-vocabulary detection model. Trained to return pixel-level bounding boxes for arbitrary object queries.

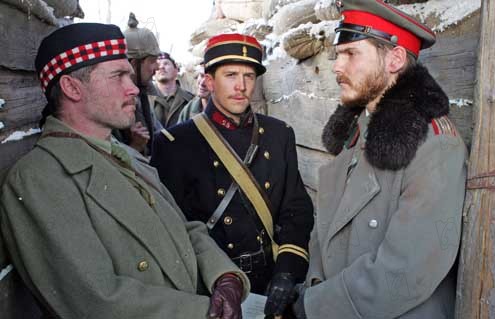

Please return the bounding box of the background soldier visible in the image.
[152,52,194,128]
[114,13,162,155]
[177,62,210,123]
[151,33,314,318]
[1,23,248,319]
[292,1,467,318]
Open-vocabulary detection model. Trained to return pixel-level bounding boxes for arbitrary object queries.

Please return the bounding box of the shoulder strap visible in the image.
[192,113,279,257]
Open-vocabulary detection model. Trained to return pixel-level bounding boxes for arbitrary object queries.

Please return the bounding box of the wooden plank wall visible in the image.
[0,2,56,318]
[264,12,479,207]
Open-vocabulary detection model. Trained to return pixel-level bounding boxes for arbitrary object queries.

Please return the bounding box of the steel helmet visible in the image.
[124,13,161,59]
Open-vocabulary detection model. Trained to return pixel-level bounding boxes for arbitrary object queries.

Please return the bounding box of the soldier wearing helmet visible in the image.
[113,13,162,155]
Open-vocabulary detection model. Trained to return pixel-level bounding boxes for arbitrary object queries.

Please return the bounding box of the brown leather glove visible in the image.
[208,273,243,319]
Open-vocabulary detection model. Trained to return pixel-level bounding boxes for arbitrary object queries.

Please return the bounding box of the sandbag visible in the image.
[262,0,300,20]
[239,20,273,40]
[0,0,81,25]
[219,0,264,22]
[43,0,80,18]
[190,39,208,59]
[270,0,320,35]
[282,21,336,60]
[314,0,340,21]
[189,18,240,46]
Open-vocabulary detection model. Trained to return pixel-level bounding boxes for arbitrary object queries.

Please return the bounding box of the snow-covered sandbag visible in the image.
[1,0,81,25]
[283,27,324,60]
[314,0,340,21]
[282,21,337,60]
[219,0,264,22]
[43,0,80,18]
[262,0,300,20]
[190,18,240,46]
[270,0,320,35]
[239,19,273,40]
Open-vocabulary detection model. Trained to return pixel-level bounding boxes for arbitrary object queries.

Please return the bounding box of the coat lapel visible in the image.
[324,155,380,244]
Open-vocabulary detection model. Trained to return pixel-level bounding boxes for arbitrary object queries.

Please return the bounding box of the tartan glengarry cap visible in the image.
[35,23,127,98]
[204,33,266,76]
[333,0,436,57]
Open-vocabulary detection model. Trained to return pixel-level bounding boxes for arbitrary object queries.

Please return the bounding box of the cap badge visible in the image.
[242,46,248,57]
[390,35,399,44]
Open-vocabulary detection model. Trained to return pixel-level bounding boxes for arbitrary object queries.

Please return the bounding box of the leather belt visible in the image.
[231,248,267,274]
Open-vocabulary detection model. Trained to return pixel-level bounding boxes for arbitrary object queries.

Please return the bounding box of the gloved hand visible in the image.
[264,272,296,317]
[292,284,307,319]
[208,273,244,319]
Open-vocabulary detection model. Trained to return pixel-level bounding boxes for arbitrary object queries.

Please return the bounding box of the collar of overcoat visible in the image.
[321,64,450,171]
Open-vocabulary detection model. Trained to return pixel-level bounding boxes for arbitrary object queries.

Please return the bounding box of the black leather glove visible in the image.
[264,272,296,316]
[208,273,244,319]
[292,284,307,319]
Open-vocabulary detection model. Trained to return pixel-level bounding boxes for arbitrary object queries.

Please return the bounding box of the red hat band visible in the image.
[341,10,421,56]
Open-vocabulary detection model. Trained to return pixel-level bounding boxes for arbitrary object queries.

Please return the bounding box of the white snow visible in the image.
[450,98,473,108]
[0,121,4,130]
[399,0,481,32]
[1,128,41,144]
[0,264,14,282]
[271,90,338,103]
[0,98,5,109]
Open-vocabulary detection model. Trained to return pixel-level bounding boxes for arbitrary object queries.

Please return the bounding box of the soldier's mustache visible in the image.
[336,75,352,86]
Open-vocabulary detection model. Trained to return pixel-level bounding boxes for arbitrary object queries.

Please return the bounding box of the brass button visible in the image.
[264,181,271,189]
[264,151,270,160]
[217,188,226,197]
[227,243,234,249]
[258,127,265,134]
[224,216,233,225]
[213,160,220,168]
[256,236,262,242]
[137,260,149,272]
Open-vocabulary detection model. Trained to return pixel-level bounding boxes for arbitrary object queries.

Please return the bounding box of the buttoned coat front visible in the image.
[0,117,248,319]
[304,65,467,319]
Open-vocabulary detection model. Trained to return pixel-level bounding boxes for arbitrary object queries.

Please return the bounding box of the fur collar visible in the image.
[322,64,449,171]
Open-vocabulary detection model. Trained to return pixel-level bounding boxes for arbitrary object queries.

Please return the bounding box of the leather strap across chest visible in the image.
[192,113,279,258]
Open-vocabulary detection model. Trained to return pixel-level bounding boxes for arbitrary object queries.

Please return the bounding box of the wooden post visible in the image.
[455,0,495,318]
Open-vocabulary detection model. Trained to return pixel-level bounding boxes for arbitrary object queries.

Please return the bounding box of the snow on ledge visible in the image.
[399,0,481,32]
[1,128,41,144]
[0,264,14,282]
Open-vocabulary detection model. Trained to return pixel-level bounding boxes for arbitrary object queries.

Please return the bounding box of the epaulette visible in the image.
[160,128,175,142]
[431,116,457,137]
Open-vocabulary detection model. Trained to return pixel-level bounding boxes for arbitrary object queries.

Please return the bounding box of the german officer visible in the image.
[291,0,467,318]
[151,33,314,318]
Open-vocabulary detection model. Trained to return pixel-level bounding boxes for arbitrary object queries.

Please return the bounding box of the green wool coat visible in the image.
[0,117,249,319]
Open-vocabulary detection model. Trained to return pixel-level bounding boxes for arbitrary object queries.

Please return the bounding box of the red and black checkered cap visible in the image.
[35,23,127,98]
[204,33,266,76]
[334,0,435,57]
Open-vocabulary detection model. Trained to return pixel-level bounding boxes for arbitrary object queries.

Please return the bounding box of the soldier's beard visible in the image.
[338,66,389,108]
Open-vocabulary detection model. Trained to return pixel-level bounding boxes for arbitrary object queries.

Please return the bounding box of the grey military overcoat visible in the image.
[304,64,468,319]
[0,116,248,319]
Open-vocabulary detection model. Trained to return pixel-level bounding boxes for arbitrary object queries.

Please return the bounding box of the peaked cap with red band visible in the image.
[204,33,266,76]
[35,23,127,98]
[333,0,436,57]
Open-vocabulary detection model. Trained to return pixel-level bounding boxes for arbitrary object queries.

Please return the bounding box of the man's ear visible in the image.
[204,73,215,93]
[59,74,84,102]
[387,46,408,74]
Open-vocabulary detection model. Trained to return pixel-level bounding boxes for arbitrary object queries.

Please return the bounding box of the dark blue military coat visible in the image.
[151,101,314,293]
